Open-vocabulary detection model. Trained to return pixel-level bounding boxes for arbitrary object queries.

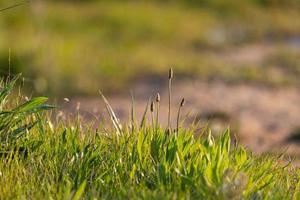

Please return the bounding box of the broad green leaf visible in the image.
[13,97,48,113]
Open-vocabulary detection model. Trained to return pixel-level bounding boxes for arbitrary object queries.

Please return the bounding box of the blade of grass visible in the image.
[99,91,122,135]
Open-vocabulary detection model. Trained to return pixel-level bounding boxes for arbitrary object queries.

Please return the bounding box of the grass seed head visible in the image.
[150,101,154,112]
[180,98,185,107]
[169,68,173,79]
[156,93,160,102]
[64,98,70,103]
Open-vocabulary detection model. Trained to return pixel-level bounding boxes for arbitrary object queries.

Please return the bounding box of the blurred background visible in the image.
[1,0,300,156]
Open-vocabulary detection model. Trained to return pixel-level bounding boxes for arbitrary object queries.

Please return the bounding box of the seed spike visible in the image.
[180,98,186,107]
[169,68,173,79]
[156,93,160,102]
[150,101,154,113]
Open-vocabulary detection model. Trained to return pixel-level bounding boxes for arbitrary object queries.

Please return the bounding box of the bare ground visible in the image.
[58,42,300,158]
[59,80,300,157]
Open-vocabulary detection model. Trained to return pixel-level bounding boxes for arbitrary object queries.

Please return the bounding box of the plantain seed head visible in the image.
[150,101,154,112]
[156,93,160,102]
[180,98,185,107]
[169,68,173,79]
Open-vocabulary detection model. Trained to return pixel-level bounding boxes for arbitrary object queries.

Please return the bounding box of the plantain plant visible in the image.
[0,75,52,155]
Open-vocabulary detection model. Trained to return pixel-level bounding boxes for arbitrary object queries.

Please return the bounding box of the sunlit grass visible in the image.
[0,75,299,199]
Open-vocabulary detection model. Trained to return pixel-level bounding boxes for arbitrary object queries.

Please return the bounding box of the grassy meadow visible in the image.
[0,75,299,199]
[1,1,300,199]
[0,0,300,95]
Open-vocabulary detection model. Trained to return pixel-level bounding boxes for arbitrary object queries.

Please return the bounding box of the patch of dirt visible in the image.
[221,44,275,65]
[59,80,300,157]
[57,42,300,159]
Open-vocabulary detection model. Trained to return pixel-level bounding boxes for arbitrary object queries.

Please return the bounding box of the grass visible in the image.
[0,74,299,199]
[0,0,300,95]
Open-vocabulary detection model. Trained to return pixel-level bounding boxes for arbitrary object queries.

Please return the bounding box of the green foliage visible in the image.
[0,76,299,199]
[0,75,52,154]
[1,120,298,199]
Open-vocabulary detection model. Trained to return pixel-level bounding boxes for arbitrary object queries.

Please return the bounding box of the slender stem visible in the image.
[0,1,30,12]
[130,91,136,133]
[151,111,155,131]
[168,77,172,131]
[167,68,173,135]
[176,98,185,135]
[155,93,160,133]
[156,101,159,131]
[8,48,11,82]
[150,101,155,131]
[176,106,181,134]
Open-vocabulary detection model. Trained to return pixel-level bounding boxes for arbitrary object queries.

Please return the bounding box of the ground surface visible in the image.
[62,81,300,157]
[59,43,300,158]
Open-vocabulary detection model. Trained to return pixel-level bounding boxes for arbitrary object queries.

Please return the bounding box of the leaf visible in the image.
[130,164,137,182]
[158,163,166,184]
[13,97,48,113]
[61,128,67,144]
[221,128,231,153]
[151,136,160,162]
[0,74,20,107]
[72,180,87,200]
[204,163,213,187]
[10,120,39,139]
[140,97,151,129]
[293,179,300,200]
[137,130,144,162]
[99,91,122,135]
[166,138,177,165]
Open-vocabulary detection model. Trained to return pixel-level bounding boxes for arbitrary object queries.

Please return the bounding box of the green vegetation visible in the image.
[0,75,299,199]
[1,1,300,197]
[0,0,300,95]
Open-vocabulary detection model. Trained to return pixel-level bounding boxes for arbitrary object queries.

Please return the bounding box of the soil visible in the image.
[59,80,300,157]
[58,42,300,160]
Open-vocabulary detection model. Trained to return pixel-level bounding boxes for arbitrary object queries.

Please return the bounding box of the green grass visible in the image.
[0,0,300,95]
[0,75,299,199]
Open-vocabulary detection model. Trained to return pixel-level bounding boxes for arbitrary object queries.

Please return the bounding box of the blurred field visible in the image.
[0,0,300,95]
[1,0,300,155]
[1,2,300,198]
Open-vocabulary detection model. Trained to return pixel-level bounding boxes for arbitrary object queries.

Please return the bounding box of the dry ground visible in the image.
[57,43,300,159]
[59,80,300,157]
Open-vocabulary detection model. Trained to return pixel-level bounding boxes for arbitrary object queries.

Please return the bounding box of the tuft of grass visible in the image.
[0,75,52,156]
[0,73,299,199]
